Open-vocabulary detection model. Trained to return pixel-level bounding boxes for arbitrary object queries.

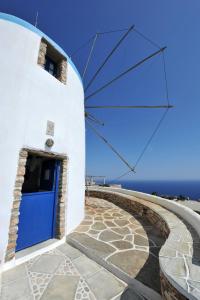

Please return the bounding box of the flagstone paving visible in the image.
[0,197,165,300]
[0,243,135,300]
[68,197,165,295]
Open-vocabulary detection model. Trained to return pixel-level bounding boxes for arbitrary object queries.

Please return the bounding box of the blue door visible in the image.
[16,157,60,251]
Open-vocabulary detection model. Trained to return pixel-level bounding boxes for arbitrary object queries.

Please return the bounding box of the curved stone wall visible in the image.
[88,188,200,300]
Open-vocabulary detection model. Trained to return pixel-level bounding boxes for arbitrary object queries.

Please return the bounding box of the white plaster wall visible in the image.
[0,19,85,264]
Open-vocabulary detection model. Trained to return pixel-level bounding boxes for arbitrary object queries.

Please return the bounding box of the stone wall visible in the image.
[88,188,199,300]
[37,39,47,68]
[88,190,170,239]
[57,60,67,84]
[160,272,188,300]
[5,148,68,262]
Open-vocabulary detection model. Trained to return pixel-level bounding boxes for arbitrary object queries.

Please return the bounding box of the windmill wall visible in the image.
[0,13,85,268]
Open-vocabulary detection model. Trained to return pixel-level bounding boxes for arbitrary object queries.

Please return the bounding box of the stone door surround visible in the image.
[5,148,68,262]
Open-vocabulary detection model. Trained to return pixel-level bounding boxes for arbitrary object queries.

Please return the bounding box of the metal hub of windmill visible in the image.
[71,25,173,180]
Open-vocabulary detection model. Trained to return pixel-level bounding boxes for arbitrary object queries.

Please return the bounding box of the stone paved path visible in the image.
[0,197,165,300]
[68,197,165,296]
[0,243,135,300]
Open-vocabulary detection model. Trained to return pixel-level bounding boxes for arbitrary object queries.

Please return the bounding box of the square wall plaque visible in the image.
[46,120,55,136]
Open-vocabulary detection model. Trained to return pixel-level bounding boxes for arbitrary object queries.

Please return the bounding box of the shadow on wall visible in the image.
[178,215,200,266]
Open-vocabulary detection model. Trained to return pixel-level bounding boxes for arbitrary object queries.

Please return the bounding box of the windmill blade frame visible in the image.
[86,105,173,109]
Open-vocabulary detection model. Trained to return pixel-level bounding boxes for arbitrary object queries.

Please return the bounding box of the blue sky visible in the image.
[1,1,200,180]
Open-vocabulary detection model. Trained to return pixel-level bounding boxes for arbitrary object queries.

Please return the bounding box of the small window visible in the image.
[45,56,57,77]
[38,39,67,84]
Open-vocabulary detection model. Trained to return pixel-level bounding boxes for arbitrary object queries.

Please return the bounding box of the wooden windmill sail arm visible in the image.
[86,104,173,109]
[86,120,135,173]
[85,112,105,126]
[71,28,131,58]
[85,46,167,101]
[85,24,135,92]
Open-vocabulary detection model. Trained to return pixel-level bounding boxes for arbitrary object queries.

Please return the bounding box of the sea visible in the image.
[107,180,200,201]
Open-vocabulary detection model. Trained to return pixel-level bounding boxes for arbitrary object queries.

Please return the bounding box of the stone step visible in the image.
[67,196,163,300]
[67,234,160,300]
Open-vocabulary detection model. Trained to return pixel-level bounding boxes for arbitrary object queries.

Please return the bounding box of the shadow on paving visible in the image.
[120,286,147,300]
[68,197,166,295]
[132,215,165,293]
[108,212,165,294]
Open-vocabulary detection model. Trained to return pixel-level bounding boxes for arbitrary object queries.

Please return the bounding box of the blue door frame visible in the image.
[16,160,61,251]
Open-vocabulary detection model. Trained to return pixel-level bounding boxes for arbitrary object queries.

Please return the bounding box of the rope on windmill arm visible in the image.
[114,169,133,181]
[162,51,170,106]
[82,33,99,80]
[134,28,161,50]
[86,120,135,173]
[86,112,105,126]
[134,26,171,109]
[134,108,169,168]
[85,25,135,92]
[85,46,167,101]
[113,108,170,181]
[71,27,132,57]
[71,34,96,57]
[97,28,130,35]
